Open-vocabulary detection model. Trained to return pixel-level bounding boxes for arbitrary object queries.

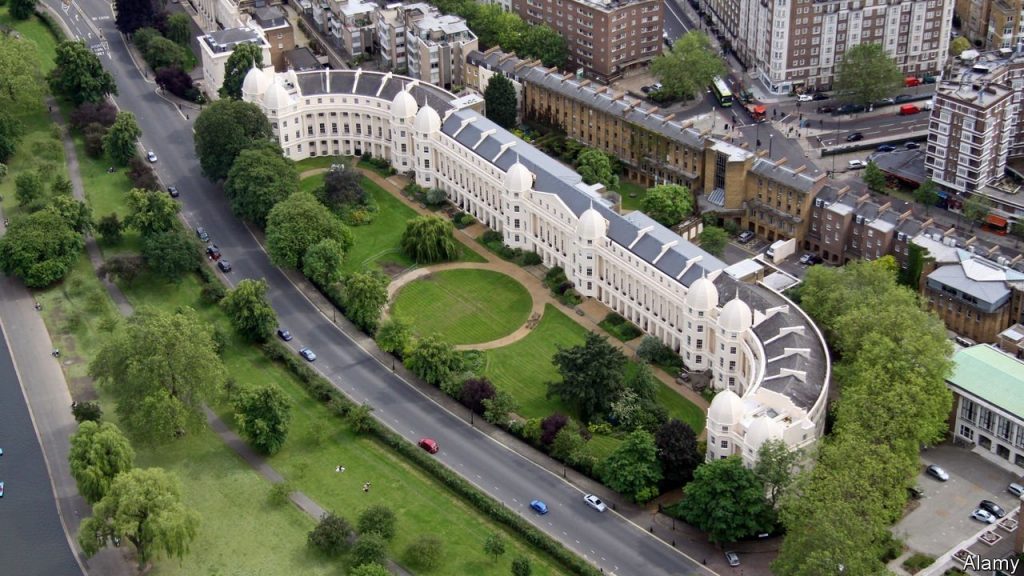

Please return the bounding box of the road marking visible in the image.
[663,0,688,33]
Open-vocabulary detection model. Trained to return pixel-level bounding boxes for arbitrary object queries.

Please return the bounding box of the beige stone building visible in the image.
[375,3,477,90]
[956,0,1024,48]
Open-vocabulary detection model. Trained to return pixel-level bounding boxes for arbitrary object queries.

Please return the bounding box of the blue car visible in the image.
[530,500,548,515]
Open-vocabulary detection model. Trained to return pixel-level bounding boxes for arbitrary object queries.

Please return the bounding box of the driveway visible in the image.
[895,444,1023,557]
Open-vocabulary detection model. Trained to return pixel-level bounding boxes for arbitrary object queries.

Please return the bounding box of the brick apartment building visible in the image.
[957,0,1024,49]
[253,6,294,71]
[510,0,663,82]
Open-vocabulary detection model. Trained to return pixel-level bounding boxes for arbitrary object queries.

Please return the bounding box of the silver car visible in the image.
[583,494,606,512]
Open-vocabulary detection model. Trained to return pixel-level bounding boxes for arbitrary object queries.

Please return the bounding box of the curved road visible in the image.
[44,1,715,575]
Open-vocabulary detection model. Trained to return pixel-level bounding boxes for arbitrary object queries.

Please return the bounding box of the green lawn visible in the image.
[295,155,350,174]
[391,269,533,345]
[71,134,148,255]
[618,180,648,212]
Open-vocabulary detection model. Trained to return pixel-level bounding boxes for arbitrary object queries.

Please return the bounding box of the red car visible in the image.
[418,438,439,454]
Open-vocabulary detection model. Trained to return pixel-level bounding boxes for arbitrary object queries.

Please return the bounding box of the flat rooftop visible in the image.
[949,344,1024,418]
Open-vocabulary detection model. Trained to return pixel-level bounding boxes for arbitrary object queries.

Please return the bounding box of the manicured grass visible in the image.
[618,180,648,212]
[71,134,147,256]
[295,155,350,173]
[391,269,533,345]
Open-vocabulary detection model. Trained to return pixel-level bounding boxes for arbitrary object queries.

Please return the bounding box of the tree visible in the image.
[140,229,199,281]
[221,278,278,342]
[114,0,160,33]
[155,66,199,102]
[949,36,971,57]
[405,334,463,388]
[49,40,117,106]
[641,184,693,227]
[308,511,353,556]
[104,112,143,166]
[484,74,517,129]
[550,424,588,464]
[0,32,45,113]
[302,238,346,288]
[547,332,626,422]
[350,564,391,576]
[193,99,274,181]
[352,533,389,568]
[483,532,506,562]
[0,209,84,287]
[375,317,411,357]
[266,191,353,268]
[223,143,297,227]
[357,505,397,541]
[125,188,179,237]
[320,161,367,209]
[340,270,390,333]
[99,254,146,285]
[599,429,662,503]
[346,403,376,434]
[68,421,135,504]
[962,193,991,230]
[754,438,800,509]
[11,0,37,19]
[676,457,774,543]
[575,149,618,190]
[14,171,44,208]
[400,215,459,264]
[71,400,103,423]
[539,413,569,447]
[0,112,24,163]
[512,555,533,576]
[89,307,227,443]
[165,13,193,47]
[651,31,725,100]
[220,43,265,100]
[70,101,118,132]
[233,384,291,455]
[862,161,887,192]
[83,123,108,158]
[78,468,200,569]
[459,377,496,415]
[655,419,700,489]
[912,179,939,213]
[482,390,516,426]
[520,25,567,69]
[141,36,188,71]
[699,226,729,256]
[404,534,443,571]
[834,43,902,107]
[48,195,92,234]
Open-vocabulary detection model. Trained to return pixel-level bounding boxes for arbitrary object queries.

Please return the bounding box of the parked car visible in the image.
[812,92,830,101]
[146,151,158,163]
[876,144,897,153]
[907,486,924,500]
[737,230,755,243]
[418,438,439,454]
[835,103,866,114]
[205,245,221,260]
[979,500,1006,518]
[926,464,949,481]
[277,328,293,341]
[584,494,607,512]
[167,186,179,198]
[299,347,317,362]
[894,94,917,104]
[848,160,868,170]
[904,141,921,150]
[196,227,209,242]
[651,82,663,92]
[0,480,4,498]
[846,132,865,142]
[217,260,232,273]
[641,85,653,94]
[817,105,835,114]
[874,97,896,106]
[797,94,813,102]
[971,508,997,524]
[725,551,740,567]
[1009,482,1024,497]
[904,76,922,87]
[799,253,820,264]
[530,500,549,515]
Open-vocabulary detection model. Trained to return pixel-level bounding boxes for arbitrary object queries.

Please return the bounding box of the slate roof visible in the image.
[292,70,458,114]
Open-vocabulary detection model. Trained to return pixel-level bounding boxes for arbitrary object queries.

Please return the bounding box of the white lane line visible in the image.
[663,0,689,33]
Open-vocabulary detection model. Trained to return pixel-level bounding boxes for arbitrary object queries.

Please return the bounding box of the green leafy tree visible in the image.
[89,307,227,443]
[405,334,463,388]
[550,424,588,465]
[125,188,179,237]
[114,0,160,33]
[346,403,376,434]
[754,438,800,508]
[220,43,265,100]
[699,225,728,256]
[357,505,397,541]
[834,43,903,107]
[575,149,618,190]
[0,33,45,113]
[233,384,291,455]
[340,270,389,332]
[266,191,353,268]
[78,468,200,569]
[484,74,517,129]
[68,421,136,504]
[677,457,774,543]
[350,564,391,576]
[404,534,443,571]
[651,31,725,99]
[141,229,200,281]
[141,36,188,71]
[520,25,567,69]
[949,36,971,57]
[308,512,354,556]
[0,209,84,287]
[71,400,103,423]
[50,174,73,197]
[0,112,24,163]
[862,161,887,192]
[512,555,533,576]
[962,193,991,230]
[482,389,516,426]
[483,532,507,562]
[599,429,662,503]
[224,142,297,226]
[352,533,388,568]
[913,179,939,213]
[655,418,700,489]
[640,184,692,227]
[221,278,278,342]
[548,332,626,422]
[104,112,143,166]
[401,215,459,264]
[165,13,193,47]
[375,318,412,357]
[14,170,44,208]
[49,40,117,105]
[10,0,37,19]
[193,99,274,181]
[320,161,367,207]
[302,238,346,288]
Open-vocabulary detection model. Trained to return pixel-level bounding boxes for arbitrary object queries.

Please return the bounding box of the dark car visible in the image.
[277,328,293,341]
[835,103,866,114]
[418,438,439,454]
[876,144,897,153]
[799,253,822,265]
[196,227,209,242]
[874,97,896,107]
[812,92,829,101]
[907,486,924,500]
[206,245,221,260]
[846,132,865,142]
[641,85,653,94]
[979,500,1006,518]
[894,94,916,104]
[816,105,834,114]
[905,141,921,149]
[217,260,232,273]
[167,186,179,198]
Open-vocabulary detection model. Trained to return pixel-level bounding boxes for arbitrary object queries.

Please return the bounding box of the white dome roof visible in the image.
[745,416,784,452]
[577,207,607,240]
[414,105,441,133]
[708,389,744,425]
[504,161,533,192]
[719,297,753,333]
[242,67,271,99]
[285,68,299,88]
[685,276,719,310]
[391,89,418,118]
[263,82,290,110]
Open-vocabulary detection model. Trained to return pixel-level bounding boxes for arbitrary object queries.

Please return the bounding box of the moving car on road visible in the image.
[926,464,949,481]
[418,438,439,454]
[584,494,607,512]
[846,132,865,142]
[277,328,293,341]
[876,144,897,153]
[217,260,232,272]
[530,500,549,515]
[146,151,158,163]
[299,347,317,362]
[904,142,921,150]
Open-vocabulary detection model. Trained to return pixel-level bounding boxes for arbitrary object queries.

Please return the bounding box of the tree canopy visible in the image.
[655,418,700,489]
[484,74,517,130]
[401,215,459,264]
[698,225,729,256]
[0,33,46,113]
[104,112,143,166]
[68,421,136,504]
[599,429,662,503]
[125,188,179,237]
[0,209,84,287]
[141,229,200,281]
[308,512,354,556]
[319,161,367,209]
[340,270,390,333]
[0,110,24,164]
[193,99,274,181]
[575,149,618,190]
[221,278,278,342]
[9,0,37,20]
[266,191,353,269]
[302,238,346,288]
[165,13,193,47]
[548,332,626,422]
[224,142,297,227]
[641,184,693,227]
[913,179,939,213]
[676,457,774,543]
[233,384,291,455]
[114,0,161,33]
[651,31,725,100]
[834,43,903,107]
[220,43,265,100]
[357,504,397,541]
[405,334,463,388]
[49,40,118,106]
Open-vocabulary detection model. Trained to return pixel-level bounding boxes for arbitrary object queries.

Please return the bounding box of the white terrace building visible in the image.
[242,67,832,465]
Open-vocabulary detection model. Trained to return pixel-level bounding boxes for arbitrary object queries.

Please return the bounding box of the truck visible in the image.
[764,239,796,263]
[899,104,921,115]
[748,104,767,123]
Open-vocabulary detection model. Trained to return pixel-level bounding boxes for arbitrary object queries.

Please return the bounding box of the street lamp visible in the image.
[769,133,774,158]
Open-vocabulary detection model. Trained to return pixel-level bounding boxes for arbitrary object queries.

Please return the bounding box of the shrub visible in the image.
[603,313,626,326]
[902,553,935,574]
[481,229,503,244]
[357,504,396,541]
[269,481,293,506]
[308,512,354,556]
[71,401,103,423]
[127,156,160,190]
[155,66,200,102]
[522,251,543,265]
[83,124,107,158]
[540,413,569,447]
[459,377,496,414]
[200,282,227,305]
[424,187,447,206]
[351,533,388,568]
[404,534,443,571]
[70,102,117,132]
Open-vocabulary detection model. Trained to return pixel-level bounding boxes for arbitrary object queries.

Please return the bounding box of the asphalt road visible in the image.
[43,2,714,574]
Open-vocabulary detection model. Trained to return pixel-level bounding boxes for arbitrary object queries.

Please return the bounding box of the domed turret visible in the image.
[414,104,441,133]
[719,297,753,333]
[285,68,299,88]
[745,416,783,452]
[262,82,290,110]
[391,89,418,118]
[504,161,533,193]
[708,389,744,425]
[577,207,607,240]
[242,67,271,100]
[685,275,719,311]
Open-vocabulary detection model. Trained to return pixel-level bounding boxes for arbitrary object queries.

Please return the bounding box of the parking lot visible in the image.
[894,444,1023,557]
